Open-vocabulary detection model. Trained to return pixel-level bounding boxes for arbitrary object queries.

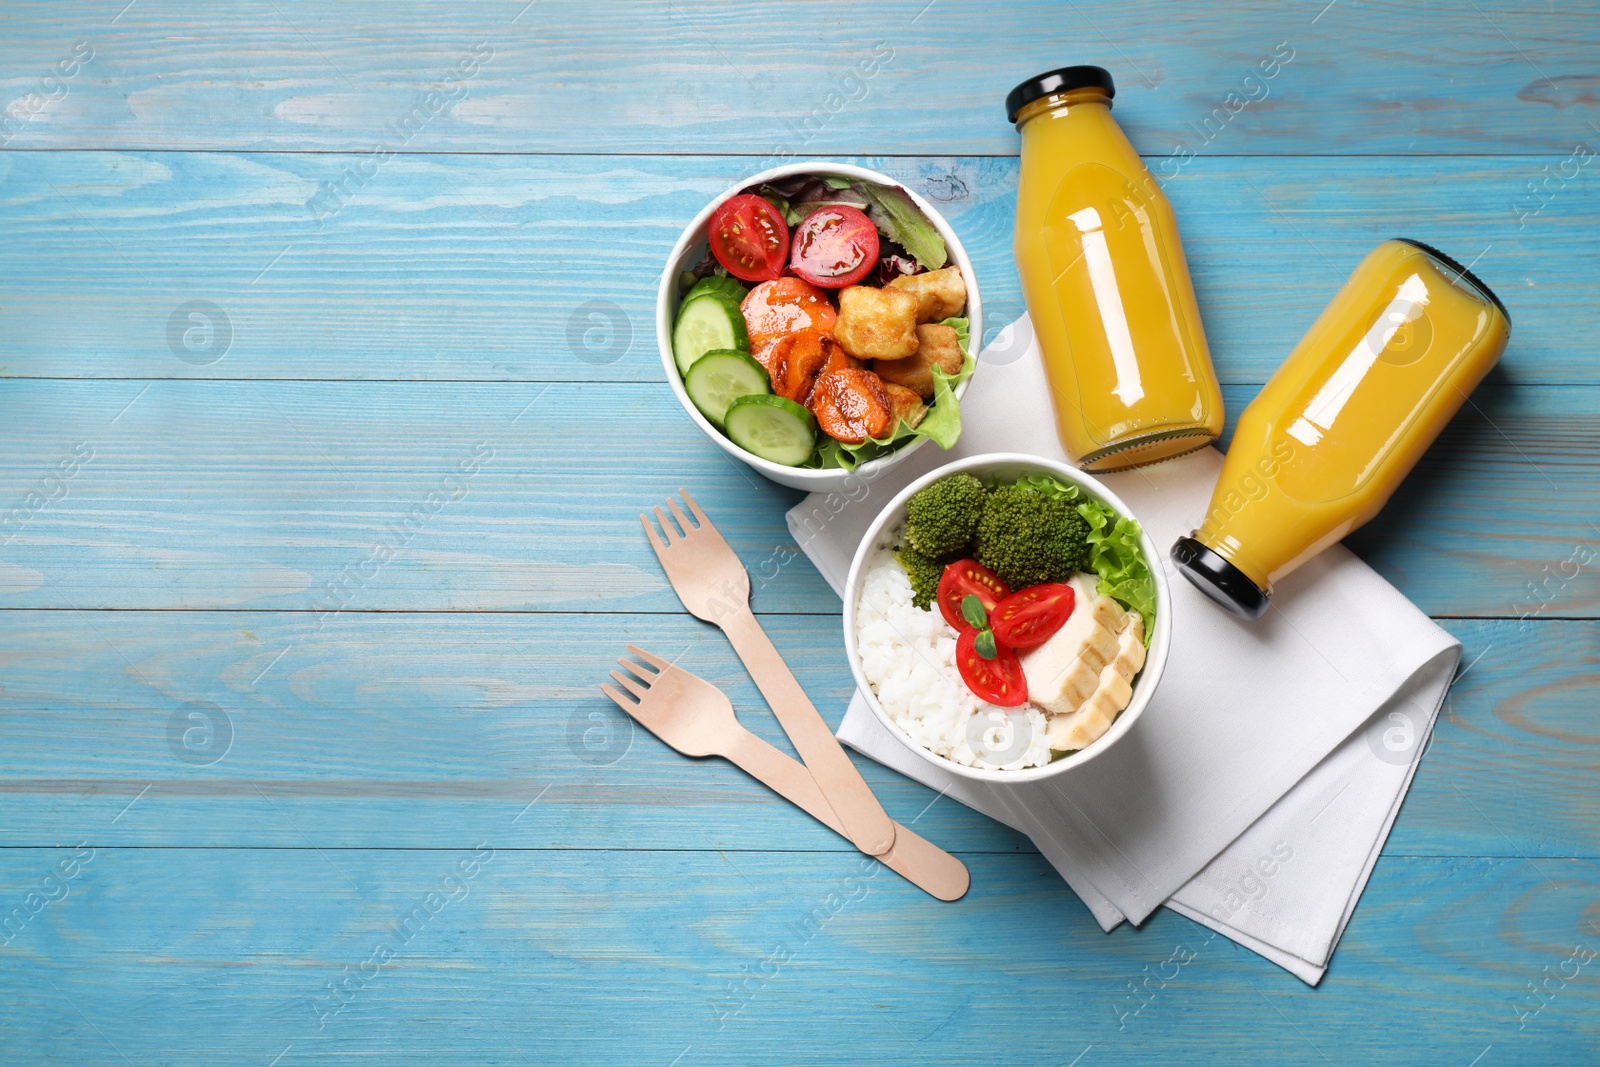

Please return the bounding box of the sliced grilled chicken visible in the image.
[1017,576,1146,752]
[1019,574,1125,717]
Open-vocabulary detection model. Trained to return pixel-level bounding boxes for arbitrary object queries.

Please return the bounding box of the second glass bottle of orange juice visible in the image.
[1009,66,1224,470]
[1174,239,1511,619]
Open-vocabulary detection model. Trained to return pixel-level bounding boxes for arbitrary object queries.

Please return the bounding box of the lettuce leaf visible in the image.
[940,315,970,350]
[810,317,974,470]
[1076,497,1157,642]
[753,177,871,226]
[1009,472,1075,499]
[756,192,802,227]
[851,181,948,271]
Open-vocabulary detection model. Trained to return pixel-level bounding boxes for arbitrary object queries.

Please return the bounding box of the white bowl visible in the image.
[657,162,982,493]
[842,452,1172,784]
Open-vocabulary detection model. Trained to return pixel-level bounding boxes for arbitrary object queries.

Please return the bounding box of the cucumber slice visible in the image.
[672,292,749,374]
[684,349,770,426]
[685,276,749,305]
[724,394,816,467]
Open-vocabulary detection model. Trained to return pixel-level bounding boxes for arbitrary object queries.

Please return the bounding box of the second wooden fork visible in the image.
[641,489,897,857]
[602,645,968,901]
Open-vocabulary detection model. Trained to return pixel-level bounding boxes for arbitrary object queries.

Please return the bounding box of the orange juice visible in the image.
[1009,66,1224,470]
[1174,239,1511,618]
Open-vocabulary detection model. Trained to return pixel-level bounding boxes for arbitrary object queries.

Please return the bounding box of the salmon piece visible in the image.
[762,332,805,399]
[741,277,837,353]
[813,341,856,393]
[766,329,849,405]
[752,338,781,372]
[810,368,894,444]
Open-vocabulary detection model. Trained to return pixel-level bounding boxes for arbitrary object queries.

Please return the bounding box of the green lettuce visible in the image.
[1077,497,1156,641]
[811,317,974,470]
[1009,472,1074,499]
[851,181,948,271]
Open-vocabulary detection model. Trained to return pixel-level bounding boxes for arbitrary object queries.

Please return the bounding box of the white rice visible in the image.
[854,545,1052,771]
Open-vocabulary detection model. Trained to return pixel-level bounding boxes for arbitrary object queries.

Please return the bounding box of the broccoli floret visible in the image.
[975,484,1091,588]
[903,473,985,559]
[896,546,943,610]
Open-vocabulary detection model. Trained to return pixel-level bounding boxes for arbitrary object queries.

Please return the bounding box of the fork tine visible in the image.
[653,505,682,543]
[609,670,649,700]
[625,645,670,671]
[679,489,710,528]
[599,683,637,710]
[615,654,656,681]
[666,496,694,533]
[640,512,668,555]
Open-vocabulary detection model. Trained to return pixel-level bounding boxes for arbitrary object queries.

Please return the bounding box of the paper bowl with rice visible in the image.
[842,453,1171,783]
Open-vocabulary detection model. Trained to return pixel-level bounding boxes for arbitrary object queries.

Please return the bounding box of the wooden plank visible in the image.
[0,610,1028,854]
[0,153,1593,385]
[0,849,1594,1064]
[0,379,1594,618]
[1,2,1596,154]
[1,3,1592,1061]
[0,378,844,611]
[1391,620,1600,859]
[0,610,1591,860]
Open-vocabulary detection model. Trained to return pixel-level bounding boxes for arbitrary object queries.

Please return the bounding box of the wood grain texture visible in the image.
[1,1,1596,154]
[0,849,1595,1065]
[2,1,1597,1059]
[0,379,1595,618]
[1388,620,1600,859]
[0,153,1594,384]
[0,610,1592,860]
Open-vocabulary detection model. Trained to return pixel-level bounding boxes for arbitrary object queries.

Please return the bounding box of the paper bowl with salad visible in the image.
[843,454,1171,784]
[657,162,982,492]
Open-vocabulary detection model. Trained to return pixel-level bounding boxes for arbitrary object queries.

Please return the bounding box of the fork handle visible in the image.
[720,606,898,857]
[723,729,969,902]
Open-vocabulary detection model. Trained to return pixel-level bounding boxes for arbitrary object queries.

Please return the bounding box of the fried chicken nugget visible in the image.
[881,381,927,428]
[887,266,967,323]
[833,285,920,362]
[872,323,963,398]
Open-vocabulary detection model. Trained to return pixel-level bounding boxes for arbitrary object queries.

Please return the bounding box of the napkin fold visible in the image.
[787,316,1459,983]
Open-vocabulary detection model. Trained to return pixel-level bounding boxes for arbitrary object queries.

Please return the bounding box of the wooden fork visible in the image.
[641,489,897,858]
[601,646,968,902]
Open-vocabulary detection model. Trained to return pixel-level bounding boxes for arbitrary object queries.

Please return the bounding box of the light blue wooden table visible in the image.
[2,2,1597,1063]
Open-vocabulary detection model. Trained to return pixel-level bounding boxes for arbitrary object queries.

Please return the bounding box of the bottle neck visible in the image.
[1014,88,1112,129]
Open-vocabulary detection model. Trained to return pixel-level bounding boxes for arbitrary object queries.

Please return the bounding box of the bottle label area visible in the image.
[1271,264,1492,504]
[1042,163,1210,445]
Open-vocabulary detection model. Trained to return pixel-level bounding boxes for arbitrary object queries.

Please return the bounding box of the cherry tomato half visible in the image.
[709,194,790,282]
[789,206,880,289]
[990,583,1077,650]
[956,627,1029,707]
[936,560,1011,633]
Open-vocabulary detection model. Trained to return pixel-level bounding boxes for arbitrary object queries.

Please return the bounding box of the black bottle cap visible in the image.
[1171,536,1269,621]
[1006,66,1115,123]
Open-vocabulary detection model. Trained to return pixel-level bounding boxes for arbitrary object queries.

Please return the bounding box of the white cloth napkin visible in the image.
[787,316,1460,984]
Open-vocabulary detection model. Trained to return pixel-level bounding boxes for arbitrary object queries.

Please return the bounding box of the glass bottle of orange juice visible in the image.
[1174,239,1511,618]
[1009,66,1224,470]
